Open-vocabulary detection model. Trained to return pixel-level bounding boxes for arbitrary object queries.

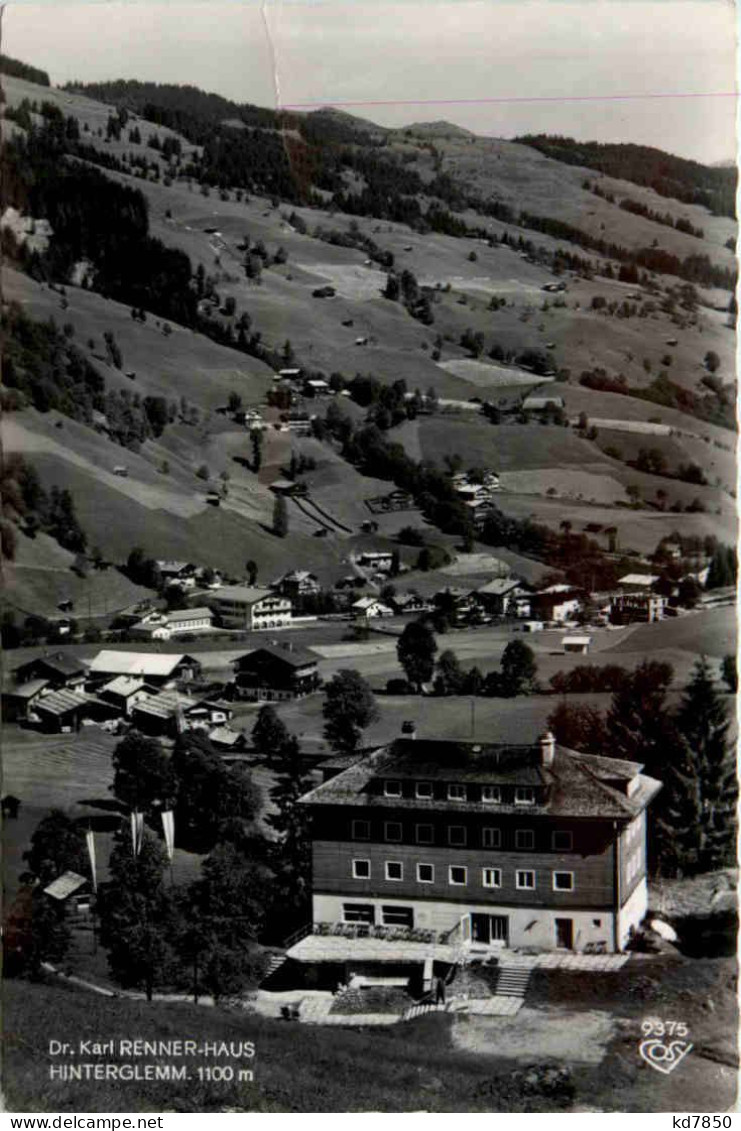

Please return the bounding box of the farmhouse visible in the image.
[352,597,395,619]
[231,643,321,701]
[14,652,87,692]
[2,678,50,723]
[29,688,96,734]
[357,551,394,572]
[87,651,202,688]
[474,578,526,616]
[529,585,582,623]
[130,690,205,738]
[391,592,433,615]
[273,570,320,598]
[207,586,292,631]
[156,561,197,587]
[98,676,153,716]
[610,592,667,625]
[300,731,661,953]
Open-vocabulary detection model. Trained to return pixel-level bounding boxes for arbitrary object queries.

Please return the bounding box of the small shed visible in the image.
[562,635,591,654]
[43,871,90,913]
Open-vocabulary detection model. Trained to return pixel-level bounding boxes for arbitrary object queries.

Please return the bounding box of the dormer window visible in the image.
[481,786,501,804]
[384,780,402,798]
[515,787,535,806]
[448,784,467,801]
[415,781,433,800]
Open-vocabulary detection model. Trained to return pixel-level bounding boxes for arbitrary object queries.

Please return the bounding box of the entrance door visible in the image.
[555,918,573,950]
[471,914,509,945]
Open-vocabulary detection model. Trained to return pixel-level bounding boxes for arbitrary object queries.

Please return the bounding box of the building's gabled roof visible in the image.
[16,651,86,679]
[300,738,661,821]
[132,690,201,720]
[618,573,658,587]
[43,871,88,901]
[89,651,197,678]
[156,560,193,574]
[34,688,91,716]
[277,570,318,584]
[209,725,245,748]
[476,578,521,596]
[233,642,319,669]
[100,676,147,698]
[167,606,214,623]
[5,678,49,700]
[352,596,391,611]
[210,585,276,605]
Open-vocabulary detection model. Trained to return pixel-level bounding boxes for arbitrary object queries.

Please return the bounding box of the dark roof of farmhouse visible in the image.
[233,643,319,669]
[300,738,661,820]
[16,651,87,678]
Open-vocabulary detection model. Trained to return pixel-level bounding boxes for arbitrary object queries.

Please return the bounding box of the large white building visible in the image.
[207,586,293,631]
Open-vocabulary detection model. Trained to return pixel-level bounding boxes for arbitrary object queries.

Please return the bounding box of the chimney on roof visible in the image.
[539,730,555,768]
[401,720,417,741]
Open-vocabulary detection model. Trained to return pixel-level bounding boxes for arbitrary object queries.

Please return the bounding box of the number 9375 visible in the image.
[641,1017,689,1038]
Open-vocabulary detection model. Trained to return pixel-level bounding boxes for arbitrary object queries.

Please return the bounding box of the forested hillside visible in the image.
[515,135,737,219]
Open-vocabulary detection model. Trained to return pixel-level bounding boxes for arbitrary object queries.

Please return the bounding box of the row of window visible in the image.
[351,820,573,852]
[383,781,536,804]
[351,858,575,891]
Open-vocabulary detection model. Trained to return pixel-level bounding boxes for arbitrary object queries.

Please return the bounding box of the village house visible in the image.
[98,675,153,716]
[299,730,661,954]
[273,570,321,599]
[474,578,529,617]
[231,643,321,701]
[207,586,293,631]
[610,592,667,625]
[28,688,111,734]
[2,678,51,724]
[129,690,233,739]
[131,607,215,640]
[156,561,197,588]
[528,585,582,623]
[14,652,87,692]
[352,596,395,620]
[391,592,433,616]
[434,587,477,623]
[86,651,202,689]
[609,573,666,624]
[356,551,395,573]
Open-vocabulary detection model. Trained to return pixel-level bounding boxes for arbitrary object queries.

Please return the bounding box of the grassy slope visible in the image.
[4,529,152,620]
[4,958,735,1112]
[2,76,736,608]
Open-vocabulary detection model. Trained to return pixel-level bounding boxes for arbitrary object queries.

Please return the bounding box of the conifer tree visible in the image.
[660,658,737,874]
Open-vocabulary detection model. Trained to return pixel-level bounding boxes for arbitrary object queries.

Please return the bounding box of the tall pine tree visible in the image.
[659,658,737,875]
[267,734,314,925]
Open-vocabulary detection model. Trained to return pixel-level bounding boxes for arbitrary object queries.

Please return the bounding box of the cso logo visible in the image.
[639,1017,693,1075]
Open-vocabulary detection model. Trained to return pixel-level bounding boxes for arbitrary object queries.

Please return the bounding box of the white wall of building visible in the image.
[312,893,618,952]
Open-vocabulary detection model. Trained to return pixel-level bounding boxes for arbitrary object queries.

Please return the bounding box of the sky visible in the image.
[2,0,738,163]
